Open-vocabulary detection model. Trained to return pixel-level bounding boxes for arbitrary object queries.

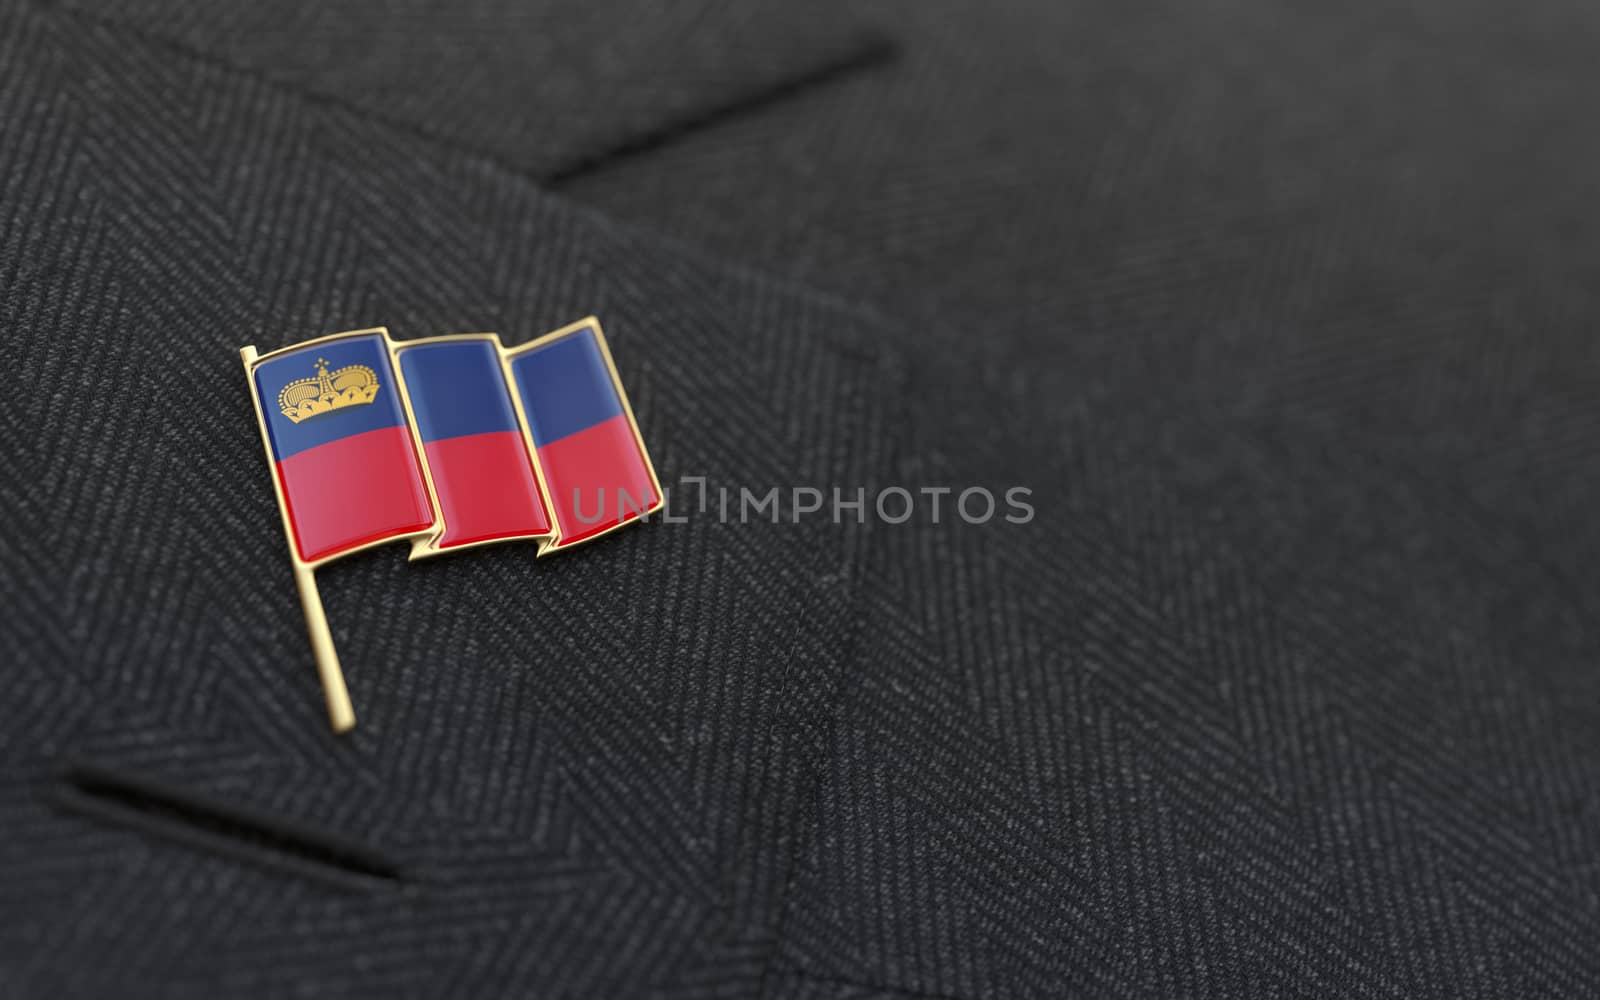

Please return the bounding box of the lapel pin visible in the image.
[239,318,661,733]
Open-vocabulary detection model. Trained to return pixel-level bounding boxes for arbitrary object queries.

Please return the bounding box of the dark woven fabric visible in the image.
[57,0,889,179]
[567,4,1600,994]
[3,0,1600,997]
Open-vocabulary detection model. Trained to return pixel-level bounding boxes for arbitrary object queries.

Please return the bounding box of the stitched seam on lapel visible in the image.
[544,36,895,185]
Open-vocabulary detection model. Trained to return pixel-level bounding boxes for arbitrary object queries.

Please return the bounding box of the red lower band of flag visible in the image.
[276,425,434,562]
[538,414,660,549]
[423,430,551,549]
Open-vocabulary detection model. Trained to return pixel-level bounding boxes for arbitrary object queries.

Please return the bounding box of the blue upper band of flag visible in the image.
[396,340,520,443]
[253,334,408,462]
[507,325,625,448]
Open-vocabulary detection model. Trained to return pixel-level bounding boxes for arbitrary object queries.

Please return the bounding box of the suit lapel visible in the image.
[0,6,904,994]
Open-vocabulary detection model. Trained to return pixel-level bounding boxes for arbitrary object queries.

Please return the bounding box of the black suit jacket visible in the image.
[4,1,1599,997]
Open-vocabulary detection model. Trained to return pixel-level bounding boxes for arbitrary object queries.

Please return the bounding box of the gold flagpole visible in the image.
[240,345,357,734]
[292,564,356,733]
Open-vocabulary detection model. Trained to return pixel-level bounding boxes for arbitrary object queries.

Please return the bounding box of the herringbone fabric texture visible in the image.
[571,2,1600,993]
[3,0,1600,997]
[58,0,888,180]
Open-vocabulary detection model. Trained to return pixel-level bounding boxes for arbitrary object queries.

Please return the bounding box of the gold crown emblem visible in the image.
[278,357,380,423]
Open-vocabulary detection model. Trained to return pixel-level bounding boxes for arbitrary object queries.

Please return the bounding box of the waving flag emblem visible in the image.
[240,318,660,732]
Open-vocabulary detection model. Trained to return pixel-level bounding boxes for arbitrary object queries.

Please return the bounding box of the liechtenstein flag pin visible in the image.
[240,318,660,733]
